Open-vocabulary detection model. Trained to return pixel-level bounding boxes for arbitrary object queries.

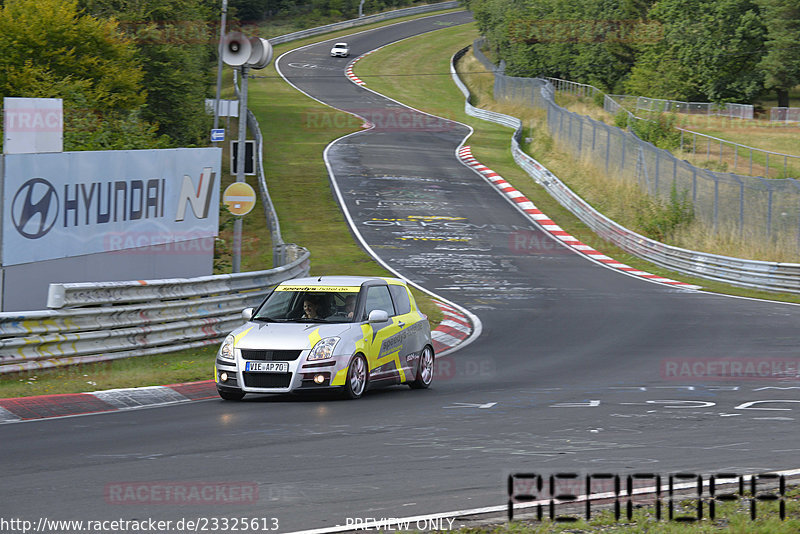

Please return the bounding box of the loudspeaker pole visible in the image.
[213,0,228,140]
[232,65,249,273]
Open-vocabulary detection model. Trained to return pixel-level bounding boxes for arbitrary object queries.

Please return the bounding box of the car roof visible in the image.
[334,42,348,46]
[277,275,404,288]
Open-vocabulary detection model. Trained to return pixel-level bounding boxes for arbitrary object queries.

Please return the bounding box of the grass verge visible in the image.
[354,23,800,305]
[0,8,458,399]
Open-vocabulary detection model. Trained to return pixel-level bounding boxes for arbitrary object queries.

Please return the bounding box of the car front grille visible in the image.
[243,372,293,389]
[240,349,302,361]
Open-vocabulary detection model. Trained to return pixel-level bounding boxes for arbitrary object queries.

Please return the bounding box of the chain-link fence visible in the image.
[473,40,800,247]
[770,107,800,123]
[609,94,753,119]
[546,77,799,180]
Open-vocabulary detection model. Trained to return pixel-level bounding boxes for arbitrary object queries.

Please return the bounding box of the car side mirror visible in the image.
[367,309,389,324]
[241,308,254,321]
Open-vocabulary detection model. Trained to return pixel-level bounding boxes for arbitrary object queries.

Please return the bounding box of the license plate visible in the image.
[245,361,289,372]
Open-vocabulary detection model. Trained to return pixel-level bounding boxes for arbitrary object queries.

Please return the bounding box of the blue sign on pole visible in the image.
[211,128,225,142]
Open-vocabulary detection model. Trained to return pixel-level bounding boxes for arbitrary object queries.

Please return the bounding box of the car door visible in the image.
[387,282,423,382]
[361,284,403,384]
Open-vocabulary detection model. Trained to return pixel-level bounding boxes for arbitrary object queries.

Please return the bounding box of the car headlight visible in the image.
[220,334,235,360]
[308,337,339,361]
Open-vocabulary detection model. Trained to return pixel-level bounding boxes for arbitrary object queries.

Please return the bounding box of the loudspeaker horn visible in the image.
[222,32,252,66]
[247,37,273,69]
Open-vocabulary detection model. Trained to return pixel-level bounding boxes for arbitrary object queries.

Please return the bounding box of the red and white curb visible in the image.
[345,48,380,86]
[457,146,701,290]
[431,300,472,354]
[0,381,217,424]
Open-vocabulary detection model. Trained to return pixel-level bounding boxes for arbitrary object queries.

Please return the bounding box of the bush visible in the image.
[630,113,681,150]
[593,90,605,109]
[635,184,695,241]
[614,109,631,129]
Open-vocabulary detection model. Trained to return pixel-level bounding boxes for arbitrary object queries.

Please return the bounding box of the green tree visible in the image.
[79,0,217,146]
[467,0,655,91]
[0,0,171,150]
[626,0,766,102]
[0,0,145,111]
[756,0,800,107]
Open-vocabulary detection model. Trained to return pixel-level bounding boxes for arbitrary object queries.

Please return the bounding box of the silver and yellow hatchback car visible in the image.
[215,276,434,400]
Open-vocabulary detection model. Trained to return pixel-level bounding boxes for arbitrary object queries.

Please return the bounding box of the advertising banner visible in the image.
[2,147,221,266]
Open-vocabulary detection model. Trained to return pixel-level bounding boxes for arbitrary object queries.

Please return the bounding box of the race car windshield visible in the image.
[253,287,360,323]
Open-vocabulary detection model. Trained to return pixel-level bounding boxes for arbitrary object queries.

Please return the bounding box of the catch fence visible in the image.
[770,108,800,123]
[474,40,800,246]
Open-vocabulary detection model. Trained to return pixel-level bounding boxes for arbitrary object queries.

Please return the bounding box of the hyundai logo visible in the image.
[11,178,59,239]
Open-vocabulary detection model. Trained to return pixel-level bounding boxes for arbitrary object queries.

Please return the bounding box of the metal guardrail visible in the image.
[269,1,460,45]
[452,46,800,295]
[0,250,310,374]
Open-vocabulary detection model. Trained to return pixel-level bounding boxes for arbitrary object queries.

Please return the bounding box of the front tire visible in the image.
[218,388,245,401]
[409,346,434,389]
[343,354,368,399]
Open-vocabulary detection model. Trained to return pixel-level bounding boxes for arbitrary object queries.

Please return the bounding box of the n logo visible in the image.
[175,167,216,221]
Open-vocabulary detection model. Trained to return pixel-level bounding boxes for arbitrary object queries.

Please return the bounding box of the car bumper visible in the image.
[215,354,347,394]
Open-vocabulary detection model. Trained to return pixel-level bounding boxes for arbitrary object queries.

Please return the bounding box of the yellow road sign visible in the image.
[223,182,256,216]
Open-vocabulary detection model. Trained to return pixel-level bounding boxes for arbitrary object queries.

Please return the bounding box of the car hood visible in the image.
[231,321,356,350]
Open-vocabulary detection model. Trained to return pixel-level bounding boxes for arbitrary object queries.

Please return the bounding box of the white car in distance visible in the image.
[330,42,349,57]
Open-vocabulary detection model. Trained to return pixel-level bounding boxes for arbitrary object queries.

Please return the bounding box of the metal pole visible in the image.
[213,0,228,139]
[713,177,719,232]
[767,188,773,237]
[233,65,249,273]
[739,182,744,235]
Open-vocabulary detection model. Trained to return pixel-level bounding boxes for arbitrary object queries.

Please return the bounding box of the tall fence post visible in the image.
[713,176,719,232]
[767,188,774,237]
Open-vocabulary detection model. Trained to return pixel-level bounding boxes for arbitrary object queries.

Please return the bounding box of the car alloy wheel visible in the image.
[344,354,368,399]
[409,345,434,389]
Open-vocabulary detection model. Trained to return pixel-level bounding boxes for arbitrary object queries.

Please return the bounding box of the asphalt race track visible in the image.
[4,11,800,533]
